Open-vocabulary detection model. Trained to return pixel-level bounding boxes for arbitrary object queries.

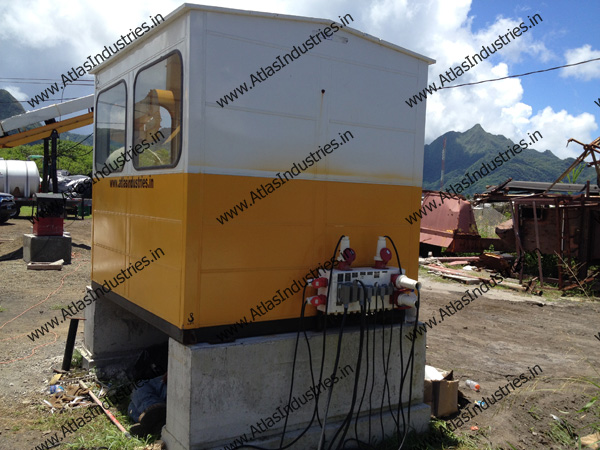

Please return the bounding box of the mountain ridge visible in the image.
[424,124,597,195]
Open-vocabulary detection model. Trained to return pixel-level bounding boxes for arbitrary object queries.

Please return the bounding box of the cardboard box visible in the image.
[424,366,458,417]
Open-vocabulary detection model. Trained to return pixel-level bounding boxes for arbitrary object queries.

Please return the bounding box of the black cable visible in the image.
[278,285,309,448]
[384,307,399,424]
[232,235,345,450]
[384,235,403,273]
[397,290,420,450]
[379,290,398,435]
[402,288,419,449]
[378,294,387,439]
[302,304,323,429]
[234,236,344,450]
[367,286,378,446]
[396,316,406,442]
[333,282,368,449]
[59,133,93,156]
[330,283,367,450]
[383,235,420,450]
[314,235,347,449]
[438,56,600,91]
[353,284,373,445]
[235,295,315,450]
[318,304,349,450]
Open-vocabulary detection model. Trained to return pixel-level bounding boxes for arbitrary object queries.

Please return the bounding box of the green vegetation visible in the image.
[29,406,155,450]
[522,250,560,279]
[368,419,509,450]
[562,162,585,185]
[542,376,600,449]
[71,349,83,368]
[0,142,93,176]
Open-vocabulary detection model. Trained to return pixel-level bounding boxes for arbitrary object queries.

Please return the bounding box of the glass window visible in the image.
[133,52,183,169]
[94,82,127,173]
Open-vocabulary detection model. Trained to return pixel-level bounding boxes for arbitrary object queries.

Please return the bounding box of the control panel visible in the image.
[305,236,420,315]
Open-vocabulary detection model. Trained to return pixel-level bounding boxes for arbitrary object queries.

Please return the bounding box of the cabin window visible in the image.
[94,81,127,173]
[133,51,183,169]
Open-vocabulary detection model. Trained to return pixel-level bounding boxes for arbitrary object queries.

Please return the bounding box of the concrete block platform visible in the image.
[162,325,429,450]
[82,288,168,377]
[23,232,72,264]
[81,296,429,449]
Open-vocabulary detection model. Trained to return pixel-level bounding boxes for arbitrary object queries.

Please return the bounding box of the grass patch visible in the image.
[71,349,83,369]
[50,304,67,310]
[355,419,504,450]
[28,394,155,449]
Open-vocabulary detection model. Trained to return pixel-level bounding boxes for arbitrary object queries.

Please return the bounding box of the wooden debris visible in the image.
[27,259,64,270]
[436,273,481,284]
[500,281,527,292]
[478,253,511,273]
[425,264,485,284]
[436,256,481,262]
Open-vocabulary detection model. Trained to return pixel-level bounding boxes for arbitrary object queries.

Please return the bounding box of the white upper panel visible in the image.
[93,3,434,186]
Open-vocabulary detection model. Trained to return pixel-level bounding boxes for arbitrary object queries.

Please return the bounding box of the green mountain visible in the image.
[423,124,597,195]
[0,89,26,121]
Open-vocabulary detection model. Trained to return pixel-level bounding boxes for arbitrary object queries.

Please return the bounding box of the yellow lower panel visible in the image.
[92,172,422,331]
[92,173,185,327]
[188,173,421,330]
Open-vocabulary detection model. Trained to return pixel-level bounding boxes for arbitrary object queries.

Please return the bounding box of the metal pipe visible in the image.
[50,129,58,194]
[61,318,83,371]
[532,201,544,286]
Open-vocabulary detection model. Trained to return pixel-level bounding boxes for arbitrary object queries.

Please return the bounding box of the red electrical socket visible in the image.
[338,247,356,271]
[374,248,392,269]
[311,277,328,288]
[307,295,327,307]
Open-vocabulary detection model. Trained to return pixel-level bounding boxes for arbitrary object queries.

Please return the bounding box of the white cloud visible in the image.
[560,44,600,81]
[1,85,29,101]
[364,0,596,159]
[528,107,597,158]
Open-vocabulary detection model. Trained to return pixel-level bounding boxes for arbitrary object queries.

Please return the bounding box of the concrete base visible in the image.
[162,324,429,450]
[82,287,168,377]
[23,233,72,264]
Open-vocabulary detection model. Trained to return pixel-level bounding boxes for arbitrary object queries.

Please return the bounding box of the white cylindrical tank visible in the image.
[0,160,40,198]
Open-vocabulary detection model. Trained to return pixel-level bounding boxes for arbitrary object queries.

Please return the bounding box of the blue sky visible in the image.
[1,0,599,159]
[467,0,599,122]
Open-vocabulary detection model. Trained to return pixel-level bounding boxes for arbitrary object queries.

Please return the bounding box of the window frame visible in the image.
[94,80,128,174]
[132,50,184,171]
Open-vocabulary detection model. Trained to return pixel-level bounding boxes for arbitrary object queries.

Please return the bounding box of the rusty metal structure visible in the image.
[473,135,600,291]
[418,136,600,292]
[419,190,508,253]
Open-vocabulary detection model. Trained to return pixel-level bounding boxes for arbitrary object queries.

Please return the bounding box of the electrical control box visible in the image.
[307,267,418,314]
[313,267,399,314]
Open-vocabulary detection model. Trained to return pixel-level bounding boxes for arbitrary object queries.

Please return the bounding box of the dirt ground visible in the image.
[0,216,599,449]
